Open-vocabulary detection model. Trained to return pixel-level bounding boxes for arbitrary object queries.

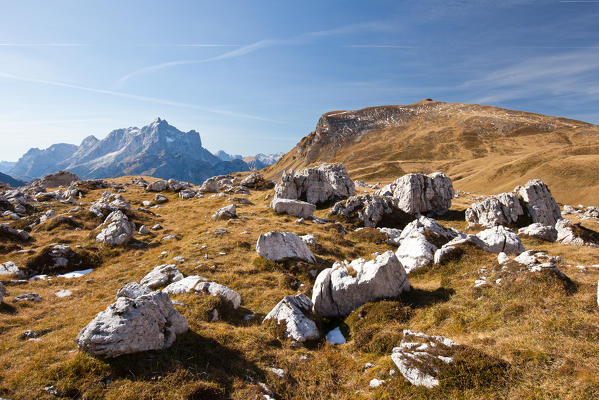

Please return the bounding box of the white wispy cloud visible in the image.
[0,71,283,123]
[112,21,394,88]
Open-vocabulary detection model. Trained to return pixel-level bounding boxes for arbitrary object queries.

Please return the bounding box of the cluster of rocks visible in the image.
[89,191,131,218]
[96,210,135,246]
[330,194,410,228]
[562,204,599,220]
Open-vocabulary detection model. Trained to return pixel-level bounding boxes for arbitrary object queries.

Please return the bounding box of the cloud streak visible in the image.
[0,71,282,123]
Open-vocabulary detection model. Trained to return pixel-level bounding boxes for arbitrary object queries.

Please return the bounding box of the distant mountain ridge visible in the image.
[9,118,283,184]
[0,171,25,187]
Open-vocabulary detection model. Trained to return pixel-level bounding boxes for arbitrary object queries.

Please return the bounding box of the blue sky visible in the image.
[1,0,599,161]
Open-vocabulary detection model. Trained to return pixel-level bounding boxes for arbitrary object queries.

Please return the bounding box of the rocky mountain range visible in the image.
[7,118,282,184]
[265,99,599,204]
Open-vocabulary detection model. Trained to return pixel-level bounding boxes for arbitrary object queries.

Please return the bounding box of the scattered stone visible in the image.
[0,222,31,241]
[268,367,285,379]
[476,226,525,254]
[518,223,558,242]
[312,251,410,318]
[55,289,72,298]
[518,179,562,227]
[240,172,275,190]
[274,163,355,205]
[0,261,25,278]
[555,218,599,247]
[378,227,403,245]
[154,194,168,204]
[178,189,197,199]
[433,246,461,265]
[263,294,320,342]
[89,192,131,218]
[14,293,42,302]
[139,225,150,234]
[75,283,188,358]
[151,224,163,230]
[369,378,385,388]
[96,210,135,246]
[140,264,184,289]
[300,234,317,246]
[270,198,316,218]
[162,234,176,241]
[212,204,237,220]
[146,180,168,192]
[163,276,241,309]
[497,252,510,264]
[256,231,316,263]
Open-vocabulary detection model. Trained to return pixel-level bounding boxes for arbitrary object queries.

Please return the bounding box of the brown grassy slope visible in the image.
[263,100,599,205]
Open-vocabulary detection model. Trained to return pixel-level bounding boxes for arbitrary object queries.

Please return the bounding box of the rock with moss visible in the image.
[263,294,320,342]
[376,172,454,215]
[75,283,188,358]
[274,163,355,206]
[256,231,315,263]
[312,251,410,318]
[95,210,135,246]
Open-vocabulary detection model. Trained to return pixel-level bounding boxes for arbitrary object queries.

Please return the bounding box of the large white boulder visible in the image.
[140,264,184,289]
[312,251,410,318]
[95,210,135,246]
[271,198,316,219]
[376,172,454,215]
[518,223,558,242]
[518,179,561,227]
[330,194,409,228]
[212,204,237,220]
[555,218,599,247]
[146,180,168,192]
[75,283,188,358]
[0,261,25,278]
[465,192,524,228]
[476,226,525,254]
[256,231,316,263]
[395,216,457,273]
[163,276,241,309]
[274,163,355,206]
[263,294,320,342]
[391,330,460,388]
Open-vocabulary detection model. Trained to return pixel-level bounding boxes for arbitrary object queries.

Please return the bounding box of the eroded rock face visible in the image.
[200,175,235,193]
[312,251,410,318]
[256,231,316,263]
[391,330,460,388]
[95,211,135,246]
[465,192,524,228]
[518,179,561,227]
[163,276,241,309]
[0,223,31,241]
[376,172,454,215]
[274,163,355,206]
[240,172,274,190]
[330,194,411,228]
[555,218,599,247]
[34,171,80,189]
[140,264,184,289]
[271,198,316,219]
[212,204,237,220]
[476,226,525,254]
[89,192,131,218]
[395,216,457,273]
[75,283,188,358]
[518,223,558,242]
[263,294,320,342]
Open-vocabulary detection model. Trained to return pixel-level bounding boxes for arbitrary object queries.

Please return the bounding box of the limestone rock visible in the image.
[95,211,135,246]
[0,261,25,278]
[312,251,410,318]
[378,227,403,245]
[274,163,355,205]
[330,194,411,228]
[391,330,460,388]
[518,179,561,227]
[555,218,599,247]
[212,204,237,220]
[240,172,274,190]
[518,223,558,242]
[75,283,188,358]
[465,192,524,228]
[376,172,454,215]
[263,294,320,342]
[146,180,168,192]
[154,194,168,204]
[271,198,316,219]
[476,226,525,254]
[140,264,184,289]
[0,222,31,241]
[163,276,241,309]
[89,192,131,218]
[256,231,315,263]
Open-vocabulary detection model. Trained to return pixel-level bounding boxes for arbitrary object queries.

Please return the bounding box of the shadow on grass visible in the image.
[0,301,17,315]
[400,286,455,309]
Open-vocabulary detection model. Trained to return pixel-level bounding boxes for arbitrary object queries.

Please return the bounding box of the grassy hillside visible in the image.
[0,177,598,399]
[264,100,599,205]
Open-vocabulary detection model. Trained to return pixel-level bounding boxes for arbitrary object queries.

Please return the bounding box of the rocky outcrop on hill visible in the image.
[256,231,316,263]
[263,294,320,342]
[271,198,315,218]
[476,226,525,254]
[555,219,599,247]
[89,192,131,218]
[140,264,184,289]
[95,211,135,246]
[465,192,524,228]
[31,171,79,189]
[518,179,562,227]
[330,194,412,228]
[312,251,410,318]
[376,172,454,215]
[75,283,188,358]
[518,223,558,242]
[274,164,355,206]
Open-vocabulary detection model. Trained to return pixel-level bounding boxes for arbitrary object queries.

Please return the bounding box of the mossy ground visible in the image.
[0,177,598,399]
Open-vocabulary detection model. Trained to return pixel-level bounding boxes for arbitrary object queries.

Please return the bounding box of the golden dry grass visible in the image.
[0,175,598,399]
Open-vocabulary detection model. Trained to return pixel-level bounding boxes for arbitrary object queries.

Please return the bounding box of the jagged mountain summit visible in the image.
[8,118,264,184]
[265,99,599,204]
[216,150,283,170]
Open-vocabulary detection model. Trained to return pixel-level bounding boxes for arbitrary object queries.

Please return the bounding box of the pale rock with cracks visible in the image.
[212,204,237,220]
[75,283,188,358]
[465,192,524,228]
[263,294,320,342]
[312,251,410,318]
[518,179,561,227]
[395,216,457,273]
[391,330,460,388]
[145,180,168,192]
[89,192,131,218]
[378,227,403,245]
[273,163,355,206]
[270,198,316,218]
[256,231,316,263]
[555,218,599,247]
[0,261,25,278]
[140,264,184,289]
[95,210,135,246]
[518,223,558,242]
[376,172,454,215]
[163,275,241,309]
[476,226,525,254]
[330,194,408,228]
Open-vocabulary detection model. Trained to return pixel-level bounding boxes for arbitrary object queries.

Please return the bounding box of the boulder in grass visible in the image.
[256,231,315,263]
[518,223,558,242]
[212,204,237,220]
[271,198,316,219]
[555,218,599,248]
[263,294,320,342]
[330,194,413,228]
[75,283,188,358]
[140,264,184,289]
[465,192,524,228]
[163,275,241,309]
[146,180,168,192]
[476,226,525,254]
[95,210,135,246]
[518,179,561,227]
